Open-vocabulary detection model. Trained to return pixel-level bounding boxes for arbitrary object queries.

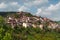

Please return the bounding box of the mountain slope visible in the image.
[5,11,60,30]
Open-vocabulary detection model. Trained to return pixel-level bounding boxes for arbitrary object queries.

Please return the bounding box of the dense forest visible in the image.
[0,12,60,40]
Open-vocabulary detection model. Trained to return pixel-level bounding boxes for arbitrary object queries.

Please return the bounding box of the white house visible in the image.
[22,22,29,28]
[32,24,37,28]
[39,24,44,30]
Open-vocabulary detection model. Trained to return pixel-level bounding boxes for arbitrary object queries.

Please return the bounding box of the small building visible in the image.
[48,22,59,29]
[32,24,37,28]
[39,24,44,30]
[22,22,29,28]
[7,17,17,28]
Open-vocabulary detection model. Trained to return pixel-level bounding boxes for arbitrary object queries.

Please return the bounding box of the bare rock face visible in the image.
[6,11,60,30]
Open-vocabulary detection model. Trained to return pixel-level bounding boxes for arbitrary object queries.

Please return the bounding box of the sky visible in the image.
[0,0,60,21]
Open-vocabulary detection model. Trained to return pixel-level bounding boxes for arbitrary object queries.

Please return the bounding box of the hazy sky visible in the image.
[0,0,60,21]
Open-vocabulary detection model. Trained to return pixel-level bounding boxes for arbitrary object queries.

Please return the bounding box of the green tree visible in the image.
[2,31,13,40]
[0,16,4,23]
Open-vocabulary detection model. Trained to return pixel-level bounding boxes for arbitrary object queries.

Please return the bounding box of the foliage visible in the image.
[55,21,60,24]
[25,13,33,17]
[0,16,5,23]
[0,16,60,40]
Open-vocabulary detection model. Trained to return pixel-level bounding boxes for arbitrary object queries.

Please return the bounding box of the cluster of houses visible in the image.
[6,12,60,30]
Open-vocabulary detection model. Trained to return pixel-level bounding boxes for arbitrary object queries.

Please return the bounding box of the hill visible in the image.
[0,11,60,40]
[4,11,60,30]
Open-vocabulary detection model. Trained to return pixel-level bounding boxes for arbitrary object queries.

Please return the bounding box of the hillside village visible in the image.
[5,11,60,30]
